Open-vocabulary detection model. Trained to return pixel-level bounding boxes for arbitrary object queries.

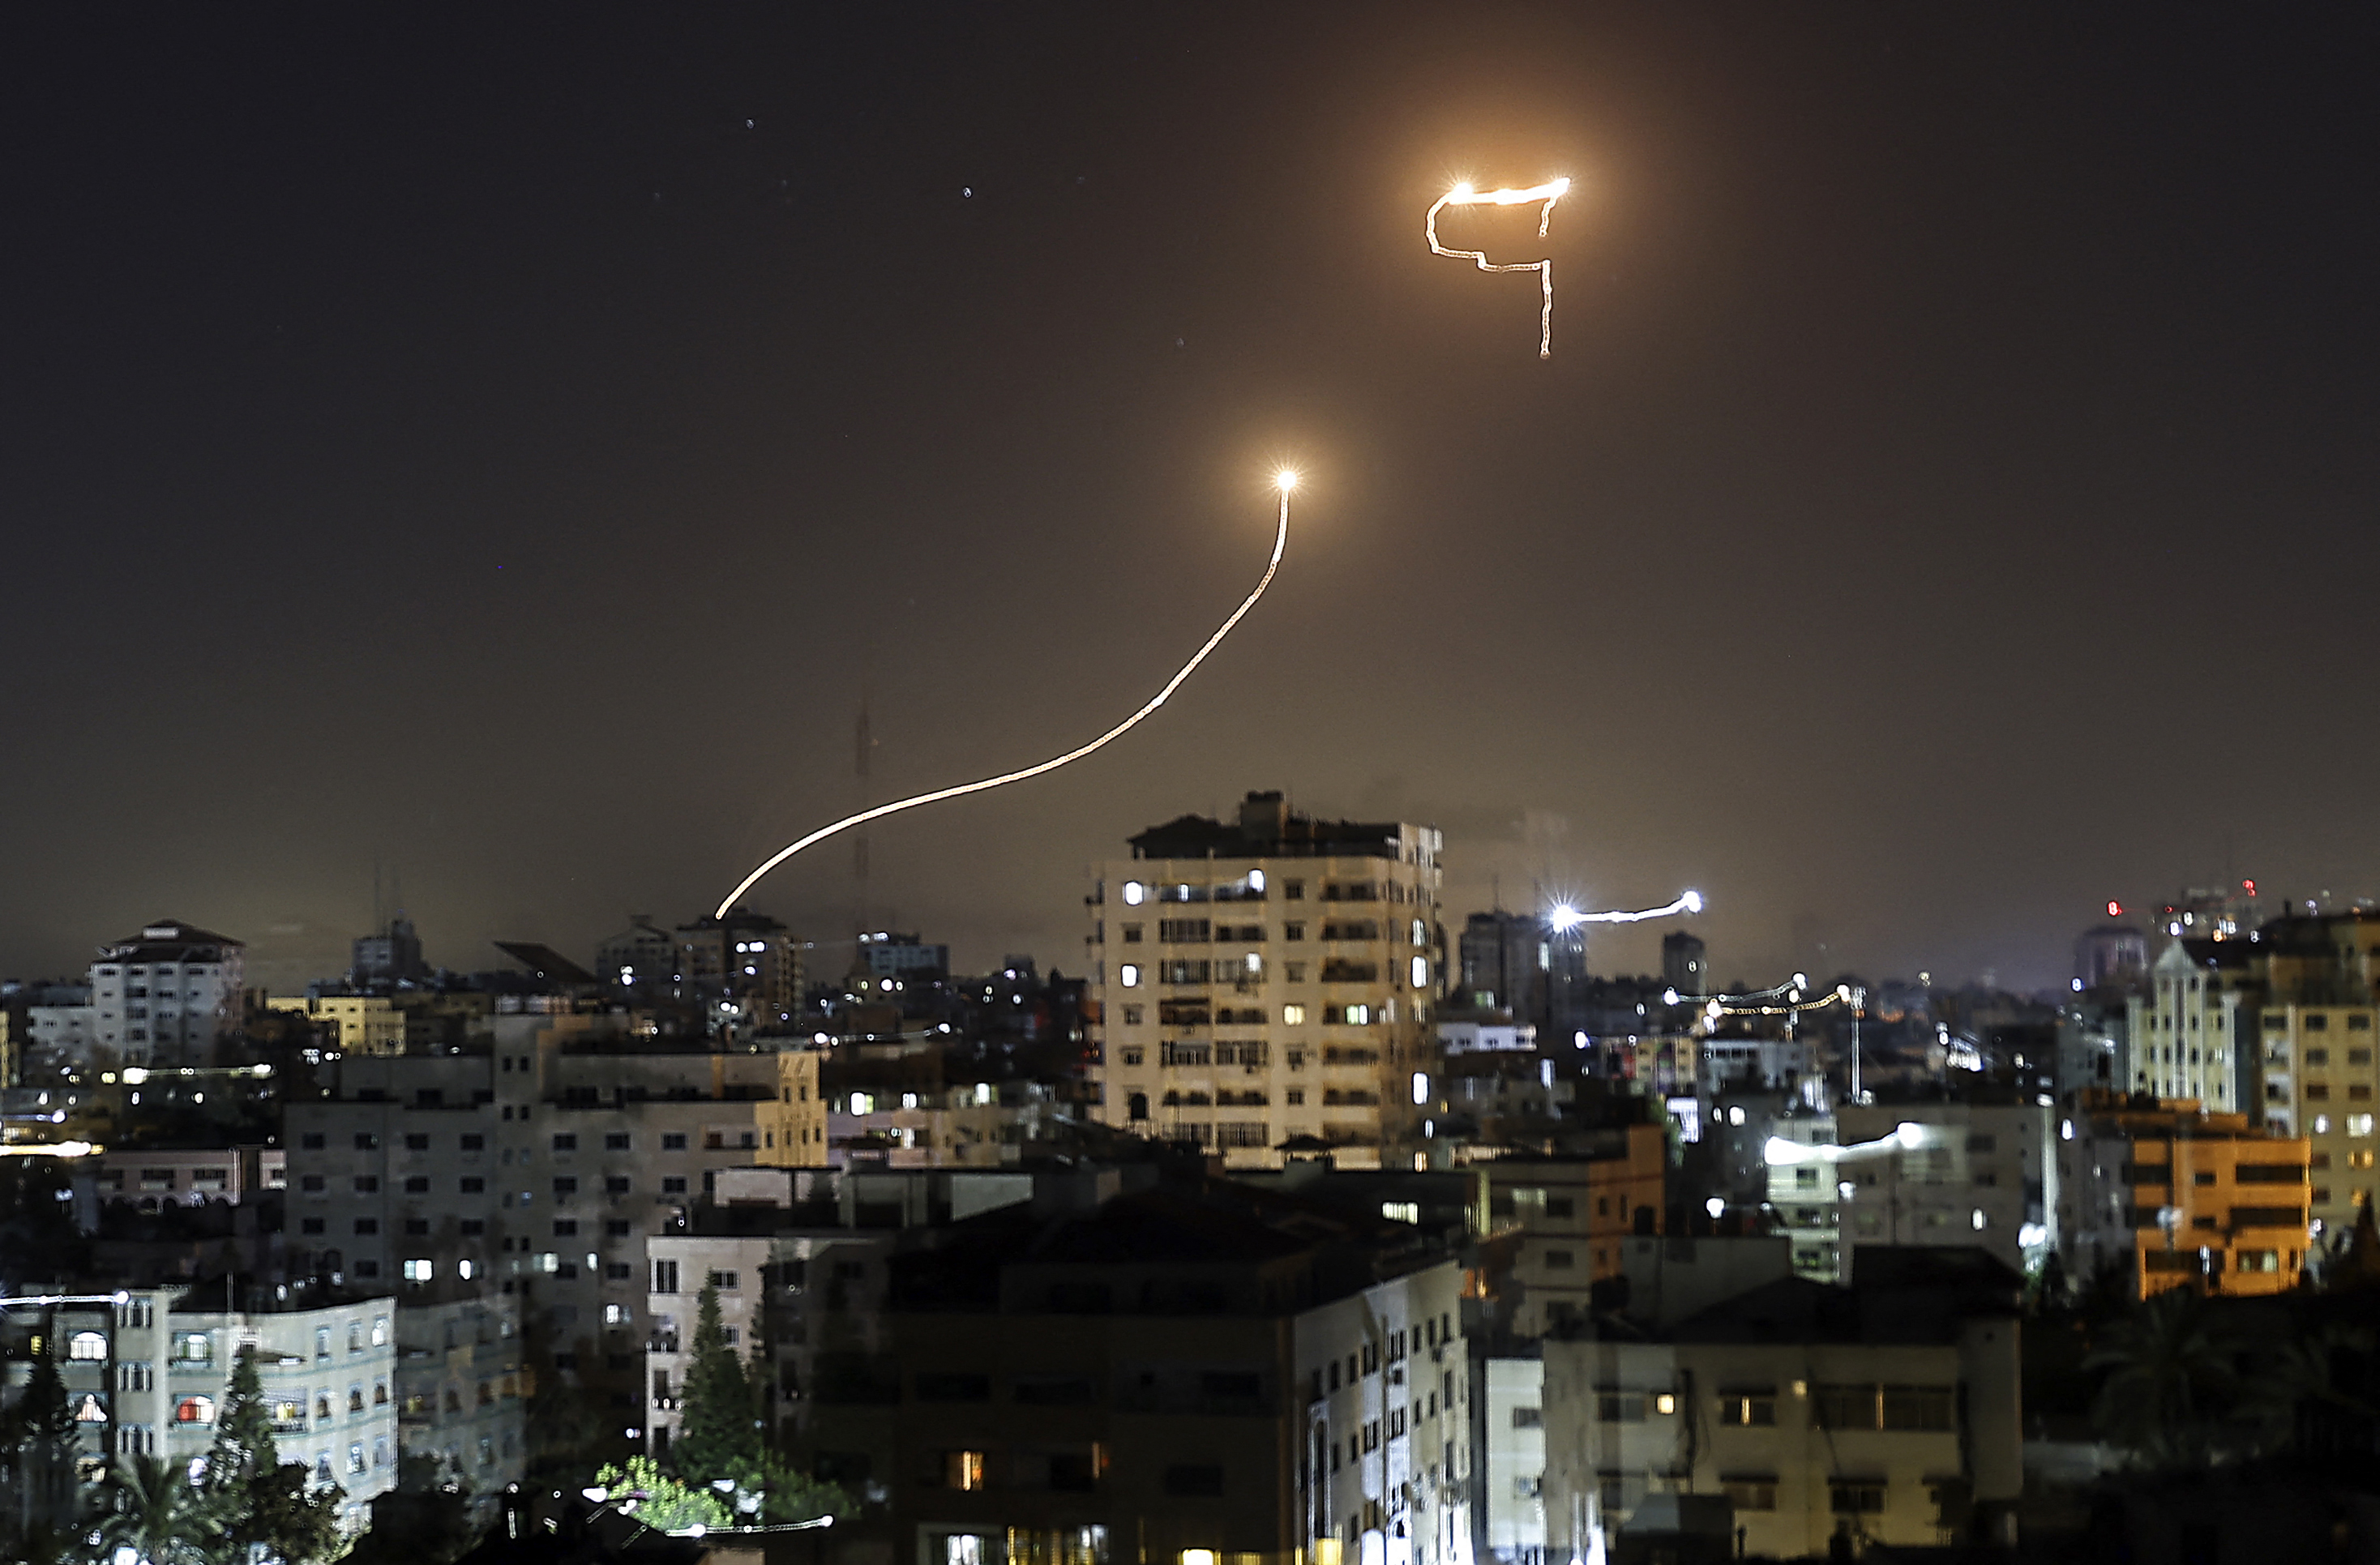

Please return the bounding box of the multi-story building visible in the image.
[2054,1092,2312,1298]
[1761,1099,2049,1283]
[94,1144,286,1209]
[265,994,407,1057]
[283,1011,822,1464]
[1090,790,1445,1169]
[2125,941,2250,1111]
[1482,1354,1547,1565]
[597,916,676,992]
[7,1279,400,1535]
[1660,931,1708,997]
[392,1289,528,1517]
[672,909,804,1033]
[88,921,246,1068]
[859,931,952,981]
[352,914,429,988]
[1539,1249,2022,1559]
[1482,1128,1667,1332]
[824,1176,1470,1565]
[2074,919,2149,990]
[1459,912,1547,1020]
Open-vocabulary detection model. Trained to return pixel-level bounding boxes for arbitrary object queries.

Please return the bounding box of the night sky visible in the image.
[7,5,2379,995]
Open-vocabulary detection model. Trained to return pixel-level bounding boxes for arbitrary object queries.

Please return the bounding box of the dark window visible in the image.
[915,1372,992,1403]
[353,1218,379,1235]
[301,1218,325,1235]
[1545,1196,1574,1218]
[460,1177,485,1194]
[300,1133,325,1150]
[661,1177,687,1195]
[459,1220,484,1236]
[551,1134,577,1152]
[552,1178,578,1196]
[606,1263,632,1281]
[1013,1376,1095,1406]
[460,1134,485,1152]
[661,1133,688,1152]
[606,1220,632,1237]
[405,1219,429,1237]
[554,1220,579,1237]
[405,1134,430,1152]
[353,1176,379,1193]
[405,1176,429,1194]
[353,1134,379,1151]
[1163,1464,1225,1498]
[606,1177,630,1195]
[605,1133,631,1151]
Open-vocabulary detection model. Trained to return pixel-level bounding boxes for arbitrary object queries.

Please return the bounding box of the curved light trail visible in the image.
[1426,177,1572,359]
[1547,890,1702,932]
[715,474,1300,917]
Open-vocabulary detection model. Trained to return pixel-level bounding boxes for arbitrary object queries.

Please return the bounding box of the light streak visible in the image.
[716,473,1300,917]
[1547,890,1702,932]
[1426,177,1572,358]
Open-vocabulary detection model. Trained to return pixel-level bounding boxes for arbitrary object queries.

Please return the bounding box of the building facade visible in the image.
[1090,791,1445,1169]
[88,921,246,1068]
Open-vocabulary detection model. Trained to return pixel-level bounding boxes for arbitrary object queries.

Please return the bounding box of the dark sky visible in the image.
[6,4,2379,995]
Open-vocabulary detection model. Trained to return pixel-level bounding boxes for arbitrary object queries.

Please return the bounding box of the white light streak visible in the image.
[1426,177,1572,358]
[1547,890,1702,932]
[716,478,1298,917]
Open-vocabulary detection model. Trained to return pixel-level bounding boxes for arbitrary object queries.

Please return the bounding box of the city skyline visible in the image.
[7,6,2380,994]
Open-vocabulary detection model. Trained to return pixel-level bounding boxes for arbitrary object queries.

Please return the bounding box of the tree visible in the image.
[2085,1286,2242,1469]
[203,1346,345,1564]
[590,1456,728,1534]
[90,1452,217,1565]
[670,1285,757,1482]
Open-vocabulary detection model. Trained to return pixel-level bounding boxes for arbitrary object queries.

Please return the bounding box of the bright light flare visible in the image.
[1547,891,1704,930]
[1426,176,1573,358]
[717,477,1298,917]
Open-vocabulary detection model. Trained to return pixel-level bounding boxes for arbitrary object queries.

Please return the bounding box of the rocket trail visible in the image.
[1547,891,1703,931]
[715,474,1300,917]
[1426,177,1571,359]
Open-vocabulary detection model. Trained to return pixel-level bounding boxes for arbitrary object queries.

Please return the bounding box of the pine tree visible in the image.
[670,1285,756,1482]
[205,1345,347,1564]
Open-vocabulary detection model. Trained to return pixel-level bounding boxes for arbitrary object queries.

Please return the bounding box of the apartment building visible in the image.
[88,920,246,1068]
[1765,1101,2050,1284]
[283,1011,820,1460]
[673,909,804,1033]
[644,1165,1045,1459]
[9,1279,400,1535]
[94,1144,285,1209]
[393,1290,528,1516]
[1090,790,1445,1169]
[2054,1092,2312,1298]
[1482,1128,1667,1333]
[1482,1354,1547,1565]
[1539,1249,2022,1559]
[2125,941,2250,1111]
[264,994,406,1057]
[824,1177,1470,1565]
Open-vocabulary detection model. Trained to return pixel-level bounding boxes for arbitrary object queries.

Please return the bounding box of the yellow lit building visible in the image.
[754,1048,828,1166]
[263,994,405,1055]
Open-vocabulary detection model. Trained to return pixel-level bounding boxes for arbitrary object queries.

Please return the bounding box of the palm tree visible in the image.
[2083,1286,2241,1470]
[90,1452,219,1565]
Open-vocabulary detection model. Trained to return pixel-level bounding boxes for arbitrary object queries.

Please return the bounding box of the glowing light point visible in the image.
[1683,890,1705,914]
[1426,175,1573,358]
[1274,469,1299,492]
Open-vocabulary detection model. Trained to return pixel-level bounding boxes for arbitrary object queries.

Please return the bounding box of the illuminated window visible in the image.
[402,1259,434,1282]
[174,1396,216,1424]
[1282,1004,1307,1025]
[1410,955,1430,989]
[67,1332,108,1362]
[1119,965,1141,989]
[2353,1116,2377,1139]
[944,1450,987,1490]
[1122,881,1146,906]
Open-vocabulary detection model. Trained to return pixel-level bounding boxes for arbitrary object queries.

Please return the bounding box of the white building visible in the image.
[1539,1255,2023,1559]
[88,921,247,1068]
[1766,1101,2052,1282]
[1091,790,1445,1169]
[2124,941,2248,1112]
[95,1145,285,1209]
[28,1282,399,1535]
[1483,1356,1547,1563]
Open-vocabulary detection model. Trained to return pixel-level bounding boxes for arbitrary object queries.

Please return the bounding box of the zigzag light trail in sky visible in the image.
[1547,890,1703,932]
[1426,177,1572,358]
[714,472,1300,918]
